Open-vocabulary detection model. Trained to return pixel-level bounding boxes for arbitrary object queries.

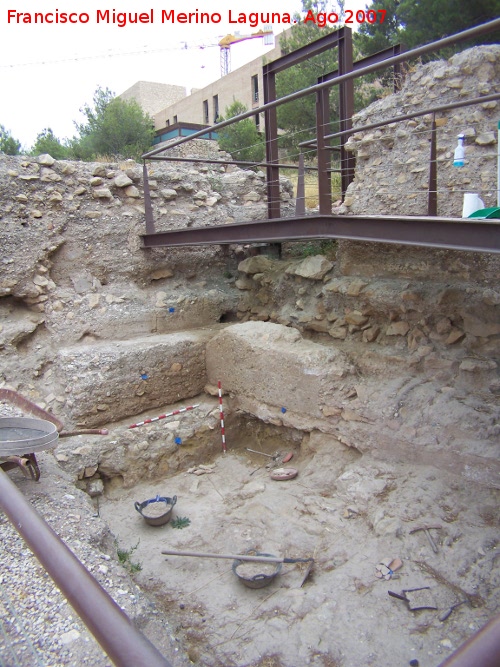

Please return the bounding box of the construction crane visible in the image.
[218,27,274,77]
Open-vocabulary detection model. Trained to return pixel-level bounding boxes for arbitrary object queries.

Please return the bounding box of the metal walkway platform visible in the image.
[141,214,500,254]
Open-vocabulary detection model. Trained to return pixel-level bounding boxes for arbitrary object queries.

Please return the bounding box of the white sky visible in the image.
[0,0,370,148]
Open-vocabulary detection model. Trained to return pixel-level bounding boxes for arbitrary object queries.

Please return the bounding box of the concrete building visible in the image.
[119,80,187,119]
[151,34,286,144]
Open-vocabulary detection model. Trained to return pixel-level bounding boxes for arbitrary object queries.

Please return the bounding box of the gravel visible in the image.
[0,402,190,667]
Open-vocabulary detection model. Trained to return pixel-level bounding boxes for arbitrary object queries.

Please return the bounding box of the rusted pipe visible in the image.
[438,613,500,667]
[146,155,319,171]
[0,468,173,667]
[0,388,64,431]
[59,428,109,437]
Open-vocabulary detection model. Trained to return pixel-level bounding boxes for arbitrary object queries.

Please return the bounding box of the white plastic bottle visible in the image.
[453,134,465,167]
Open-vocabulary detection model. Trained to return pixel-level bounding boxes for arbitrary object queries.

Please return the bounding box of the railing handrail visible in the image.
[142,18,500,159]
[299,91,500,147]
[0,468,173,667]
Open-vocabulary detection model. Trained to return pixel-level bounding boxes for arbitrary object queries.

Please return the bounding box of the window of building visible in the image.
[203,100,209,124]
[213,95,219,123]
[255,113,260,128]
[166,119,170,127]
[252,75,259,104]
[173,115,178,124]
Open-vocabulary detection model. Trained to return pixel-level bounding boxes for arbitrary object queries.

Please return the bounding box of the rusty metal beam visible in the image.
[143,164,155,235]
[141,215,500,254]
[262,67,281,219]
[318,43,404,88]
[0,468,173,667]
[301,92,500,148]
[316,88,332,214]
[295,153,306,216]
[438,613,500,667]
[338,27,355,198]
[260,29,343,74]
[142,19,500,160]
[428,115,438,216]
[146,155,318,171]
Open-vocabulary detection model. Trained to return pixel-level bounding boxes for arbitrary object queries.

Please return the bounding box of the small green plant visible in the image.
[115,539,142,573]
[208,175,223,192]
[171,516,191,529]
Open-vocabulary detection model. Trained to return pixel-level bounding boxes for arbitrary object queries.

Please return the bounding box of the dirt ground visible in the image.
[99,422,499,667]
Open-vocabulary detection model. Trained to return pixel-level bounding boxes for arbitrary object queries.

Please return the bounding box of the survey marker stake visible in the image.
[128,405,199,429]
[218,380,226,452]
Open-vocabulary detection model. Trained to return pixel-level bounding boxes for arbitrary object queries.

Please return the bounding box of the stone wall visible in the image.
[335,44,500,283]
[0,152,292,426]
[233,253,500,362]
[341,45,500,218]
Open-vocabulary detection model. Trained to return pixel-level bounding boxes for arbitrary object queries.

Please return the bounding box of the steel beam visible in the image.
[262,67,281,219]
[143,164,155,235]
[428,115,438,216]
[262,29,342,74]
[296,153,306,216]
[142,19,500,160]
[146,155,318,171]
[316,88,332,214]
[338,27,355,198]
[141,215,500,254]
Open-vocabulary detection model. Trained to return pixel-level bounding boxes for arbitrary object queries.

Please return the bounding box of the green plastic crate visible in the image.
[468,207,500,219]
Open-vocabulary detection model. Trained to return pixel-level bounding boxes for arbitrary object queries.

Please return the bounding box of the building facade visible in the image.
[119,80,187,119]
[152,35,285,142]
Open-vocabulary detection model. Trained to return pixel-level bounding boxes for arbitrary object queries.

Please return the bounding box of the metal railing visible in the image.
[141,18,500,254]
[0,468,173,667]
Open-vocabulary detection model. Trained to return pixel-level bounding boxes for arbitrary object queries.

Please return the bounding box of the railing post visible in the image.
[338,27,355,200]
[263,65,281,219]
[143,163,156,235]
[428,114,438,216]
[296,153,306,216]
[316,89,332,214]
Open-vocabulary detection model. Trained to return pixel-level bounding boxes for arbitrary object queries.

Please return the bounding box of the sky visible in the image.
[0,0,370,149]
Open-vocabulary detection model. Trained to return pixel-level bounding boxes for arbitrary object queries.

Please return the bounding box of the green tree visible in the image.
[70,86,155,160]
[0,125,21,155]
[217,100,265,164]
[274,0,380,156]
[355,0,400,55]
[275,0,338,156]
[30,128,69,159]
[356,0,500,56]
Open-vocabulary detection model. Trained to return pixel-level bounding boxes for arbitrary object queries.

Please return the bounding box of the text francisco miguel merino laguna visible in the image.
[7,9,299,27]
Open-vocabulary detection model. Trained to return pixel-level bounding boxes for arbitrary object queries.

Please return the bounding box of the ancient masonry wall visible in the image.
[341,44,500,218]
[333,44,500,282]
[0,150,292,429]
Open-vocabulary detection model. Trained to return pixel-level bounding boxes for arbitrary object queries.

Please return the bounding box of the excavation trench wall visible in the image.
[0,45,499,495]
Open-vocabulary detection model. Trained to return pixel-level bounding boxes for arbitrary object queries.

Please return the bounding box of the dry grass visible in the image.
[284,169,342,208]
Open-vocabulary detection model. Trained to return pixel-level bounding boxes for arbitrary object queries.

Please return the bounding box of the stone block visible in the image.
[55,330,215,427]
[206,322,352,419]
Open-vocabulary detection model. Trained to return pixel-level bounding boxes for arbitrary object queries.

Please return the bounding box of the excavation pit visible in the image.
[94,411,499,667]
